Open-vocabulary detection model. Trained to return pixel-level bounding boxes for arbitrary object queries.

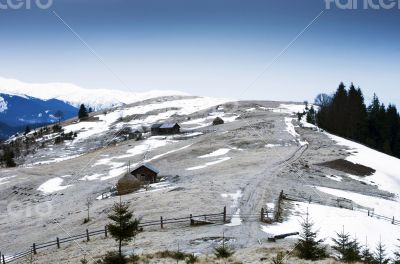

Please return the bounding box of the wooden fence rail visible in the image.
[282,192,400,226]
[1,208,227,264]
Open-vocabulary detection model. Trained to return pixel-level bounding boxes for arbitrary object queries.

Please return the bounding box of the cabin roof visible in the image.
[159,123,180,129]
[151,123,163,129]
[132,163,160,174]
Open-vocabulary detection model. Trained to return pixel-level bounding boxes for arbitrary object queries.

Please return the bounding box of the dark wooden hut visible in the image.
[130,163,159,183]
[151,123,180,135]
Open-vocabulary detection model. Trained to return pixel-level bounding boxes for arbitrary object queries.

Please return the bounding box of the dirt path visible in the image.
[229,143,308,247]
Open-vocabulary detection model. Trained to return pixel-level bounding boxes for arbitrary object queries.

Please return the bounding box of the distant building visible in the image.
[151,123,180,135]
[130,163,159,183]
[129,129,142,140]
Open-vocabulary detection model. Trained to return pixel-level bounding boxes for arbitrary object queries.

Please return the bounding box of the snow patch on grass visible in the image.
[186,157,231,171]
[273,104,306,114]
[284,117,309,146]
[147,144,192,162]
[221,190,242,208]
[29,154,82,166]
[265,144,281,148]
[222,190,243,227]
[226,209,242,227]
[80,173,103,181]
[325,174,343,182]
[0,175,16,185]
[37,177,72,193]
[182,111,239,130]
[199,148,230,158]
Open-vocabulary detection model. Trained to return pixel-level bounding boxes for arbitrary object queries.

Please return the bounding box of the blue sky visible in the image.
[0,0,399,105]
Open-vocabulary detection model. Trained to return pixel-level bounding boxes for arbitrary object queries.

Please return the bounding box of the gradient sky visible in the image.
[0,0,399,105]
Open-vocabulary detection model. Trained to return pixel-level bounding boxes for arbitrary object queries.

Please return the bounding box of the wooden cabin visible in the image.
[128,130,142,140]
[151,123,180,135]
[131,163,159,184]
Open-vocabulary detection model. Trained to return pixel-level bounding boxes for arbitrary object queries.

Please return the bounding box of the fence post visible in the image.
[393,216,395,224]
[32,243,37,255]
[160,216,164,229]
[190,214,193,226]
[105,226,108,238]
[223,206,226,222]
[57,237,60,249]
[86,229,90,242]
[2,254,5,264]
[368,210,370,216]
[261,208,264,222]
[308,196,312,204]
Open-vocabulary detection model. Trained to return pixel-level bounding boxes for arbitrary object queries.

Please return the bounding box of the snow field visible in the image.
[261,201,400,258]
[326,133,400,197]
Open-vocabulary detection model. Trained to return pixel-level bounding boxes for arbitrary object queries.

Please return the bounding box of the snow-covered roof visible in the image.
[159,123,179,129]
[132,163,160,174]
[151,123,163,129]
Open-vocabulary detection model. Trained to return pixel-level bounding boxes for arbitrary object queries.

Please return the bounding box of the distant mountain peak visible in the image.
[0,77,189,110]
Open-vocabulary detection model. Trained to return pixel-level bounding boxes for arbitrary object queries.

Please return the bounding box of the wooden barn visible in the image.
[151,123,180,135]
[131,163,159,183]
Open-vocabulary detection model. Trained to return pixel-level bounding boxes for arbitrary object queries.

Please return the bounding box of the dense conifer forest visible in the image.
[313,83,400,159]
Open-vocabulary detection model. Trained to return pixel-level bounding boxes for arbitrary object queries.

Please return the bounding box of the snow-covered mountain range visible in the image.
[0,77,188,110]
[0,93,78,139]
[0,77,190,139]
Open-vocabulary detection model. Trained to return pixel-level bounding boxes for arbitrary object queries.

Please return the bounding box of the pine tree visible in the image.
[24,126,31,135]
[331,228,361,262]
[331,82,349,137]
[347,86,368,141]
[394,243,400,264]
[315,85,400,160]
[2,149,16,167]
[78,104,89,119]
[366,94,384,149]
[374,241,390,264]
[107,200,140,260]
[295,211,327,260]
[361,245,375,264]
[386,104,400,156]
[347,237,362,262]
[306,106,316,125]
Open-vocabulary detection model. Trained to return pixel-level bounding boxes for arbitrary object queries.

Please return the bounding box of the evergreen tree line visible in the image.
[314,82,400,158]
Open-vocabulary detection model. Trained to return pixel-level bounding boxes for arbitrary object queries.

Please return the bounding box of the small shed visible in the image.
[131,163,159,183]
[128,129,142,140]
[151,123,180,135]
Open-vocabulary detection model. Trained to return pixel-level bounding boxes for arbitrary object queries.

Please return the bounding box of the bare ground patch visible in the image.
[316,159,375,176]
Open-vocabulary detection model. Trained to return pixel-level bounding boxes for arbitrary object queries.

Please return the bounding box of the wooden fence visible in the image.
[1,208,227,264]
[282,191,400,226]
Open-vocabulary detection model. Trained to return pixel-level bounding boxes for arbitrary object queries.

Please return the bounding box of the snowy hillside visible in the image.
[0,77,189,110]
[262,128,400,258]
[3,99,400,262]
